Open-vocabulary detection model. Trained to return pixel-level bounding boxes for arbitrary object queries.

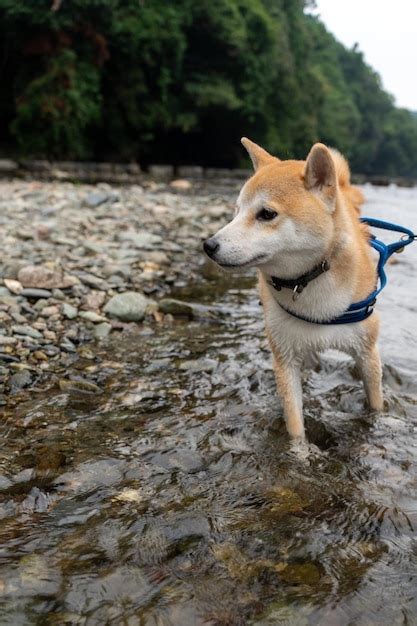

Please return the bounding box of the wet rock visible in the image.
[112,488,144,504]
[158,298,194,318]
[104,291,154,322]
[267,487,310,515]
[36,446,66,471]
[58,378,102,394]
[19,488,57,513]
[10,369,32,390]
[62,303,78,319]
[55,458,124,491]
[179,358,217,373]
[280,562,321,585]
[158,298,220,320]
[11,324,43,339]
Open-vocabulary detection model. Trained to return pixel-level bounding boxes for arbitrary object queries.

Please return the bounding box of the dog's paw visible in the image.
[289,439,327,463]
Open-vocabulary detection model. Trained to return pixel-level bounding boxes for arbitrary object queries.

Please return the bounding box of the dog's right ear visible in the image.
[241,137,276,171]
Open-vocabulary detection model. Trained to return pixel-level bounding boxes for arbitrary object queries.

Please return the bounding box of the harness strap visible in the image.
[271,217,416,325]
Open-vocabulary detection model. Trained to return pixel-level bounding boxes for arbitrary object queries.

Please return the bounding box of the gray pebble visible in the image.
[21,288,52,299]
[104,291,154,322]
[62,303,78,319]
[11,325,43,339]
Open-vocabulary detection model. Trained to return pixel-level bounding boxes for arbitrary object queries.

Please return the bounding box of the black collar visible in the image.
[270,259,330,299]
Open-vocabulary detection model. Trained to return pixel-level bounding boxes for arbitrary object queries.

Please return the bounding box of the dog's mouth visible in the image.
[217,253,268,269]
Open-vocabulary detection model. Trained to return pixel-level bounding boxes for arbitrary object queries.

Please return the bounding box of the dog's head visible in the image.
[203,138,339,276]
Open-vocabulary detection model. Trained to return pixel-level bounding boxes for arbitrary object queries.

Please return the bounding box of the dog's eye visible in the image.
[256,208,277,221]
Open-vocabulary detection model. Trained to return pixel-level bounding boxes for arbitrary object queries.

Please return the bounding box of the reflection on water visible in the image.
[1,185,417,625]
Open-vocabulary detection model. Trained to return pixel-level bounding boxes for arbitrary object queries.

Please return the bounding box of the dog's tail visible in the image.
[330,148,365,213]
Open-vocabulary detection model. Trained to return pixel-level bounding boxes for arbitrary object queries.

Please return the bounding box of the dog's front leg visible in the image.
[271,348,304,440]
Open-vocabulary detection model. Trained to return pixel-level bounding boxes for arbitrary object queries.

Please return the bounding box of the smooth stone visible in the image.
[78,311,107,323]
[21,288,52,299]
[103,291,154,322]
[94,322,112,339]
[11,325,43,339]
[18,265,62,289]
[4,279,23,294]
[0,336,17,346]
[84,192,109,207]
[33,299,49,311]
[61,303,78,319]
[0,353,19,363]
[118,230,162,249]
[10,370,32,390]
[77,273,106,289]
[52,289,65,300]
[41,305,60,317]
[60,340,76,352]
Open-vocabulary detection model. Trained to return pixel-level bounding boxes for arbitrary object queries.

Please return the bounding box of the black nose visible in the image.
[203,237,220,258]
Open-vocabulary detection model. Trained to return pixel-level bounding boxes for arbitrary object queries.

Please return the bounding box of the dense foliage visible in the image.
[1,0,417,175]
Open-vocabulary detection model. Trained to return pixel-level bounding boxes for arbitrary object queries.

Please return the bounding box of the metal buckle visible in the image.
[292,285,304,301]
[366,298,377,316]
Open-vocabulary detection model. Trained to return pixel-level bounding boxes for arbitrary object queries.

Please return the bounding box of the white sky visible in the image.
[313,0,417,110]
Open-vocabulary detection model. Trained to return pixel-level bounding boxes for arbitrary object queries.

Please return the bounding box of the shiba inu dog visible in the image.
[203,138,382,441]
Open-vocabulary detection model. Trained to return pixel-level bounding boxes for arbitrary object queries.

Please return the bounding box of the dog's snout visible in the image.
[203,237,220,258]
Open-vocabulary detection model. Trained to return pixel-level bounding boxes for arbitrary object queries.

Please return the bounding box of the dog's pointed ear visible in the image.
[241,137,276,171]
[304,143,337,212]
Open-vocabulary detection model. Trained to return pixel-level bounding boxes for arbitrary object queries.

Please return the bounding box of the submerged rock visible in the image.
[158,298,194,318]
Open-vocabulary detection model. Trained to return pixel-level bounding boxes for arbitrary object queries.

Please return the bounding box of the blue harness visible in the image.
[274,218,416,325]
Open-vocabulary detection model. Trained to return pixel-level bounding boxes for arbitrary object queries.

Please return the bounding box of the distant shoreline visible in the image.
[0,159,415,188]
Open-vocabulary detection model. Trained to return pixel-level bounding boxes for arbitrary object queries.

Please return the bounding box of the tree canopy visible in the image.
[1,0,416,176]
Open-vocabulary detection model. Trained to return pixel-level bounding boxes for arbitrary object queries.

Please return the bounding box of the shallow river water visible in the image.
[1,185,417,625]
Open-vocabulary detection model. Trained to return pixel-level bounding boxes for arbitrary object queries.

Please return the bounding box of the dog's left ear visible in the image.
[304,143,337,212]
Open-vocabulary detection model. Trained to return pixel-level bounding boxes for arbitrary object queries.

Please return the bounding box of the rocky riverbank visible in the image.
[0,178,235,403]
